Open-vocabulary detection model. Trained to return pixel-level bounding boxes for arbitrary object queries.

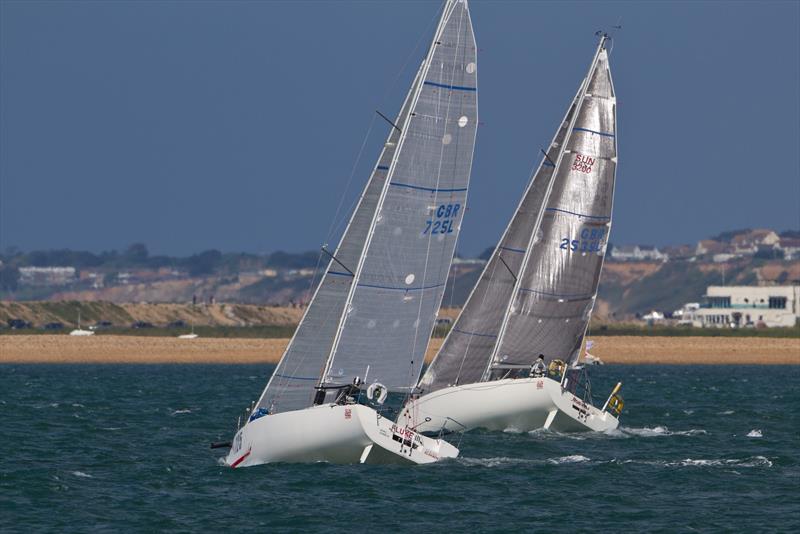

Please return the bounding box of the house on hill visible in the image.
[610,245,669,262]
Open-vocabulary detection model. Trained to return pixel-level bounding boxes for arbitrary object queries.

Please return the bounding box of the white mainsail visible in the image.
[419,35,615,394]
[256,0,477,414]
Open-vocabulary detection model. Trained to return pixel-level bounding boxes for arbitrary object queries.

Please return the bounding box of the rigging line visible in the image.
[321,245,354,276]
[324,113,378,247]
[497,254,518,282]
[375,110,402,133]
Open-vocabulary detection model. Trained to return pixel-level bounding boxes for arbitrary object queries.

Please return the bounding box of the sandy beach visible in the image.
[1,335,797,365]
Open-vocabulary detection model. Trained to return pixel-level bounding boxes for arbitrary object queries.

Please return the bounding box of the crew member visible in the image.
[530,354,547,377]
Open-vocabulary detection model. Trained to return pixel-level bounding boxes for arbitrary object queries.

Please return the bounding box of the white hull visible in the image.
[399,377,619,434]
[223,403,458,467]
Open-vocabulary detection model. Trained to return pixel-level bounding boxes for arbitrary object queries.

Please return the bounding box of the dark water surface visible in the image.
[2,364,798,532]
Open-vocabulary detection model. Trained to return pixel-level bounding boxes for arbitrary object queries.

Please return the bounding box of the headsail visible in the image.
[324,0,477,392]
[256,0,477,413]
[491,37,616,372]
[420,36,616,394]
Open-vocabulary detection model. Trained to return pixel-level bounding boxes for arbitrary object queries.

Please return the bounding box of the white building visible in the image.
[686,285,800,328]
[610,245,669,262]
[18,266,77,286]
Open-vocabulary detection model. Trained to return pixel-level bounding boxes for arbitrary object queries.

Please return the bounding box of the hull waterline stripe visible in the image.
[230,448,251,469]
[572,127,615,138]
[545,207,610,220]
[389,182,468,193]
[423,80,477,92]
[453,328,498,339]
[499,246,526,254]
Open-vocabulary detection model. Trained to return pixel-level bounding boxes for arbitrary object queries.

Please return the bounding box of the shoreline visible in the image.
[1,335,798,365]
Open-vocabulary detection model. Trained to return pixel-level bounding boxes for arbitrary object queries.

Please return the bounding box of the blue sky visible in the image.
[1,0,798,256]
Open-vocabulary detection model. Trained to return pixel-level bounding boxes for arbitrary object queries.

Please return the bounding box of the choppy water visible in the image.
[1,364,798,532]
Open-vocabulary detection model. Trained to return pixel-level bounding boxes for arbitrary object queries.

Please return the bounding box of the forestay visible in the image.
[418,86,583,392]
[324,0,478,392]
[490,39,616,371]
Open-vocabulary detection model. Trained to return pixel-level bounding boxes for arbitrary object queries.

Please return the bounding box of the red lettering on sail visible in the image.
[571,154,594,174]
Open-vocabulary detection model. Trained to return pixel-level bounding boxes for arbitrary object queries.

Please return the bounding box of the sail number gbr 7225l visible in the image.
[423,203,461,235]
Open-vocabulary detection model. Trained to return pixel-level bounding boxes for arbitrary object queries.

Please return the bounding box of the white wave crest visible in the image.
[171,409,192,415]
[620,426,706,438]
[548,455,590,465]
[746,429,763,438]
[718,410,735,415]
[457,457,539,468]
[71,471,93,478]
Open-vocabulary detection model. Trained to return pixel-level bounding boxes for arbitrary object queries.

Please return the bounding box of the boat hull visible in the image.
[223,403,458,467]
[398,377,619,434]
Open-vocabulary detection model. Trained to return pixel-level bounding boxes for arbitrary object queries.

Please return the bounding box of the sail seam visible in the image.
[573,127,615,137]
[544,207,610,220]
[389,181,468,193]
[453,328,498,339]
[423,80,476,92]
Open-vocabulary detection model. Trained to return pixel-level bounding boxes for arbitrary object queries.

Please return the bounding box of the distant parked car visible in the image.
[7,319,32,329]
[131,321,154,329]
[43,322,64,330]
[167,320,187,328]
[93,320,113,329]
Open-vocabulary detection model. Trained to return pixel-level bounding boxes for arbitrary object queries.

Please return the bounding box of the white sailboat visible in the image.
[69,309,94,336]
[399,35,623,435]
[222,0,478,467]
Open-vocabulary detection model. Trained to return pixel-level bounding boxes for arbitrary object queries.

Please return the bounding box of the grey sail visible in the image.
[255,67,424,415]
[419,85,583,393]
[489,38,616,372]
[255,0,477,413]
[324,0,478,392]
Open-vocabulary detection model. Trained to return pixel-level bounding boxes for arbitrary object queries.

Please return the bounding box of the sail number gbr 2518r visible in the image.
[560,227,606,253]
[423,203,461,235]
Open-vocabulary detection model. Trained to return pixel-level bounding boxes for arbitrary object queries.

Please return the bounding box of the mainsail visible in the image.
[420,36,615,393]
[257,0,477,413]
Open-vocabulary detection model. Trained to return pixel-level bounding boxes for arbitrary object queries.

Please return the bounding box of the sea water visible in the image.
[1,364,798,532]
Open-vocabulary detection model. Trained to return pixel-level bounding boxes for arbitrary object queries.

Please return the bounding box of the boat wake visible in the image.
[614,456,773,469]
